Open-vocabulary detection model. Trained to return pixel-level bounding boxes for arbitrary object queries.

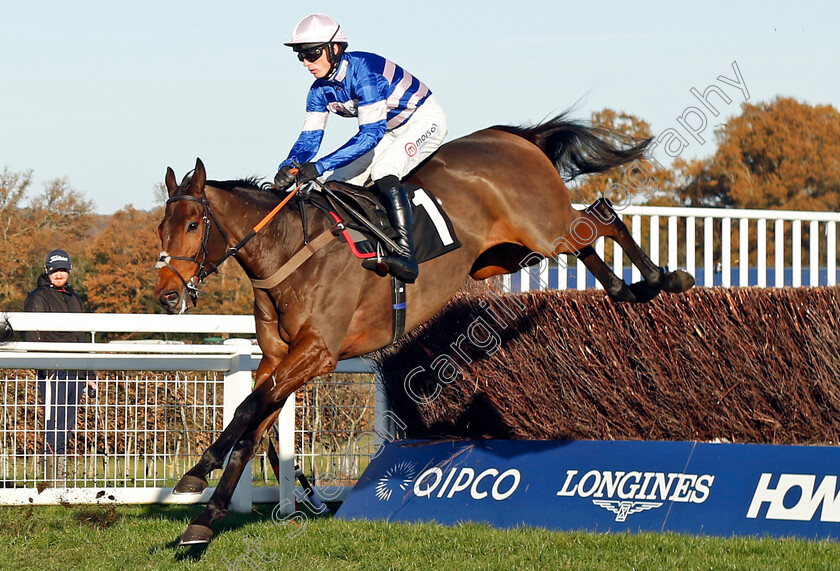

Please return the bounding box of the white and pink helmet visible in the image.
[284,14,347,47]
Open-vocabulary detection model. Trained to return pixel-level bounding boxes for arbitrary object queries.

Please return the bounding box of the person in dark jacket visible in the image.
[24,249,91,485]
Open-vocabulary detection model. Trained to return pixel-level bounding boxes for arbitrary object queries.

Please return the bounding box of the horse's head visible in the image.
[154,158,227,314]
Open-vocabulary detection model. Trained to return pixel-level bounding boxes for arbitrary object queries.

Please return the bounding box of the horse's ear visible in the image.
[190,158,207,194]
[165,167,178,197]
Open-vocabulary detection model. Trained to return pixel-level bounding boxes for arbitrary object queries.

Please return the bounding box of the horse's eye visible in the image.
[187,221,200,232]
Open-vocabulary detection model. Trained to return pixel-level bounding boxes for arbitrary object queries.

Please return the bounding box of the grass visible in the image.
[1,503,839,570]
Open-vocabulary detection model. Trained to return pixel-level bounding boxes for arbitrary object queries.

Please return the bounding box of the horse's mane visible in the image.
[206,177,266,192]
[176,173,282,198]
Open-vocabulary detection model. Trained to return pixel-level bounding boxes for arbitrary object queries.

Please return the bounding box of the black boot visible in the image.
[364,178,419,283]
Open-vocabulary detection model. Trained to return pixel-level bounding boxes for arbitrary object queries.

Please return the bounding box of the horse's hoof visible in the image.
[179,524,213,546]
[662,270,695,293]
[173,474,208,495]
[605,283,637,303]
[628,280,662,303]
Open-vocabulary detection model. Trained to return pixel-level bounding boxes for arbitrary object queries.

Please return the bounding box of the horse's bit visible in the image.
[156,193,227,307]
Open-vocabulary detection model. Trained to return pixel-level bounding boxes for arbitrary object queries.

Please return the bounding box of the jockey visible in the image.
[274,13,448,284]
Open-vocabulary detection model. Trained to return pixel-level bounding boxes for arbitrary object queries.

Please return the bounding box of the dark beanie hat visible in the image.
[45,249,72,274]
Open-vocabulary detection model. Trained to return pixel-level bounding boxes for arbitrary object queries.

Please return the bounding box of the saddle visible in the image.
[252,180,461,344]
[299,181,461,267]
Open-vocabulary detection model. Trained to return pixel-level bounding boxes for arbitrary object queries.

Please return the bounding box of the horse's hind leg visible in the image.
[575,246,635,302]
[575,246,660,303]
[585,198,694,294]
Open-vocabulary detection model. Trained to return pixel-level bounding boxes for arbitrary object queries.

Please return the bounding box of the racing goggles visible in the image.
[297,45,326,62]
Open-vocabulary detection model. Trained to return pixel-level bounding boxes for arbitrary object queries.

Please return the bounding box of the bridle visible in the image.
[156,176,303,307]
[155,191,230,307]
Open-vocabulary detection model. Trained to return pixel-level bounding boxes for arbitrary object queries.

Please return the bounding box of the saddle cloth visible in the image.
[308,182,461,263]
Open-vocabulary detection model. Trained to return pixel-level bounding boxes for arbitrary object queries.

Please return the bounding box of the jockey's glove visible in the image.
[273,165,296,191]
[296,162,320,185]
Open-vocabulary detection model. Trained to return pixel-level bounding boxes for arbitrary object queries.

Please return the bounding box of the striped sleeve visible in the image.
[279,87,330,169]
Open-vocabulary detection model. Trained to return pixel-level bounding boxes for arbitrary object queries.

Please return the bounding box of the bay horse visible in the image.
[154,113,694,544]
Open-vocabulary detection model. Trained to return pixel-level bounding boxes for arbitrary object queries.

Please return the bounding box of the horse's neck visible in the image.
[206,186,305,277]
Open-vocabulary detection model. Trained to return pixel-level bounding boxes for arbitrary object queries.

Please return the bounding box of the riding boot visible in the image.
[364,181,419,283]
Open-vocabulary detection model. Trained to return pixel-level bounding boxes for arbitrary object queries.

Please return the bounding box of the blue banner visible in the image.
[337,439,840,540]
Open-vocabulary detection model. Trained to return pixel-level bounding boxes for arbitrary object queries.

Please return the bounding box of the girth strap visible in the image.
[251,230,337,290]
[391,276,406,343]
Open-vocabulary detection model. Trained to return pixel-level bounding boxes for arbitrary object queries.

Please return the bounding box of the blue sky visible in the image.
[1,1,838,213]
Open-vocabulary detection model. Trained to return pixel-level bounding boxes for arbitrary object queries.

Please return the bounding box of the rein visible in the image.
[158,176,406,342]
[156,183,302,305]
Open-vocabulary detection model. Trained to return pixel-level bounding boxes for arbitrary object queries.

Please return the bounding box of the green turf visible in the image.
[0,503,839,570]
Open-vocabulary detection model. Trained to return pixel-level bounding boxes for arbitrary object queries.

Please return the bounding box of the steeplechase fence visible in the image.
[0,313,382,513]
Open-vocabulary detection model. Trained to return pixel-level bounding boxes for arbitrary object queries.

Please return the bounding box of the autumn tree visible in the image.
[83,206,163,313]
[571,109,677,207]
[0,168,95,310]
[677,97,840,210]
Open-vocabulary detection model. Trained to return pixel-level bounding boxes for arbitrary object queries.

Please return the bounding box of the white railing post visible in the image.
[223,339,255,513]
[631,215,642,283]
[704,217,714,287]
[557,254,568,290]
[810,220,819,286]
[668,216,678,271]
[613,214,623,283]
[757,219,767,287]
[739,218,750,286]
[538,257,550,290]
[576,255,586,290]
[721,218,731,287]
[792,220,802,287]
[502,273,513,293]
[775,219,785,287]
[519,267,530,293]
[828,222,837,286]
[686,216,696,279]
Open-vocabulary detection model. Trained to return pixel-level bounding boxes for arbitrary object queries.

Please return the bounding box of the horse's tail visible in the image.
[491,111,651,181]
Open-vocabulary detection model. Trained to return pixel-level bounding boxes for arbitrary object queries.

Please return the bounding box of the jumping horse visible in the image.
[154,112,694,544]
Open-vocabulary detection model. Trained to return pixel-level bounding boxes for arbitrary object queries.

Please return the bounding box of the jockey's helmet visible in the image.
[285,14,347,79]
[285,14,347,47]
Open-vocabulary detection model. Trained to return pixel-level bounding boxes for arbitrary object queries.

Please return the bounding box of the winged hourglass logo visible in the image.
[592,500,663,522]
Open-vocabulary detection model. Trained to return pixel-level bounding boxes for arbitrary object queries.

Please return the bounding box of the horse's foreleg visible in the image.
[179,329,337,545]
[172,357,284,494]
[172,336,285,494]
[172,378,278,495]
[179,410,281,545]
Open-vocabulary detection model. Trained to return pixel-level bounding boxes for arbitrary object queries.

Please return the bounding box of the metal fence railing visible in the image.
[1,313,377,512]
[507,205,840,292]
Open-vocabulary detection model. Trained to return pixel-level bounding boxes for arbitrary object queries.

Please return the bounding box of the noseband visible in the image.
[156,193,228,307]
[156,178,303,308]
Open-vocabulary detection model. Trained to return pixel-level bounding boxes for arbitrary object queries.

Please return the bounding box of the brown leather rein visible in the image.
[156,181,336,305]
